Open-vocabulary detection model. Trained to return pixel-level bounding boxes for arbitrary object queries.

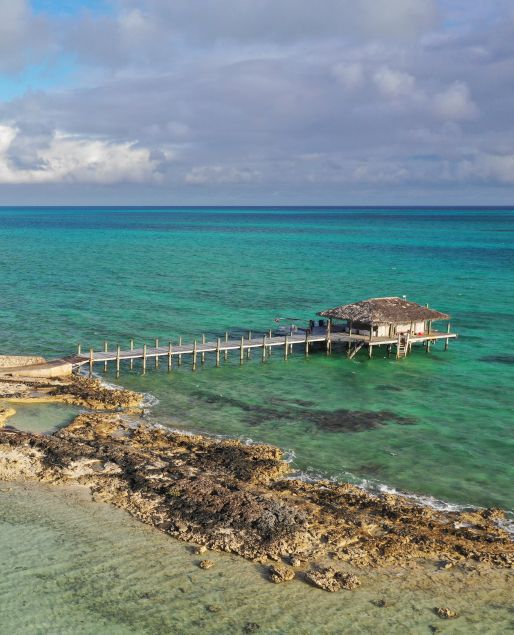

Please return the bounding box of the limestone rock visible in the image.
[434,607,459,619]
[199,559,214,570]
[268,564,295,583]
[305,567,361,592]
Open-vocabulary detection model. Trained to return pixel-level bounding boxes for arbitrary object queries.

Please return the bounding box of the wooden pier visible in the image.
[67,326,457,377]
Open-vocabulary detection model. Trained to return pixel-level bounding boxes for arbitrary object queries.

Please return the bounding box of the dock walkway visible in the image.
[67,327,457,376]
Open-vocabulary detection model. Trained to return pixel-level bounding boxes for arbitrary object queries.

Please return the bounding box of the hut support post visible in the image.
[368,345,373,359]
[216,337,221,367]
[387,344,392,358]
[103,341,108,372]
[142,343,147,375]
[326,320,331,355]
[130,339,134,370]
[167,341,172,372]
[445,322,451,351]
[193,340,197,371]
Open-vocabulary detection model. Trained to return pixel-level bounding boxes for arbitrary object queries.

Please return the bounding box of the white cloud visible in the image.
[0,125,161,184]
[373,66,417,98]
[185,165,261,185]
[458,153,514,183]
[333,62,364,90]
[432,81,478,120]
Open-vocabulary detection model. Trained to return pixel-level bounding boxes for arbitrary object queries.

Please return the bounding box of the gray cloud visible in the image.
[0,0,513,203]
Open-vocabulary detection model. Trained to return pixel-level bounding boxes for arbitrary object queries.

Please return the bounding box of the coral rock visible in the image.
[268,564,295,584]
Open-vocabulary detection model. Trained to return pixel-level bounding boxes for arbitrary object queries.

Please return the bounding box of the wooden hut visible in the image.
[317,297,455,358]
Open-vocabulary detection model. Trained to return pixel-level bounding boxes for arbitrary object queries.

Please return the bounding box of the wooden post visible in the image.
[193,340,197,371]
[368,344,373,359]
[89,348,94,377]
[240,336,244,365]
[116,345,121,377]
[77,343,81,356]
[216,337,221,367]
[178,337,183,366]
[262,335,266,362]
[445,322,451,351]
[103,341,108,372]
[387,344,392,358]
[305,331,309,357]
[130,339,134,370]
[201,334,206,364]
[426,339,431,353]
[155,338,159,368]
[428,320,432,335]
[247,331,252,359]
[224,332,228,362]
[326,320,331,355]
[284,335,288,360]
[268,330,272,356]
[142,343,147,375]
[168,341,172,372]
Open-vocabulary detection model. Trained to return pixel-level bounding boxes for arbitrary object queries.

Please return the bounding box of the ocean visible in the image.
[1,206,513,633]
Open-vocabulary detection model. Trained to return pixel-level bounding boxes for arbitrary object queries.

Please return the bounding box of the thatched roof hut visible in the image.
[318,297,449,324]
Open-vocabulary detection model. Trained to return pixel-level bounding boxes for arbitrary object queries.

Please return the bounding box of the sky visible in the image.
[0,0,513,205]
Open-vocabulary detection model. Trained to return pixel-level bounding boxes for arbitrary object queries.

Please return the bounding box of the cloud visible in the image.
[0,0,513,203]
[432,81,478,120]
[0,124,161,184]
[332,62,364,90]
[373,66,417,98]
[184,165,261,185]
[0,0,51,72]
[458,153,514,184]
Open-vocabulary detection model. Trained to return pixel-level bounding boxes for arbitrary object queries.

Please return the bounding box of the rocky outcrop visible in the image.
[305,567,361,592]
[0,411,512,591]
[0,374,142,411]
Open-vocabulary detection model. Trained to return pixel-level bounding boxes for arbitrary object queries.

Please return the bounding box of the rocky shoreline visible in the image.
[0,375,512,593]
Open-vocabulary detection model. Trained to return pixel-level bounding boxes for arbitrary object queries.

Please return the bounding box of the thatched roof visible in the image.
[318,297,449,324]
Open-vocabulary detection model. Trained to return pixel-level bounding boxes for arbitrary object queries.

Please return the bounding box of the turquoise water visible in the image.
[1,207,513,511]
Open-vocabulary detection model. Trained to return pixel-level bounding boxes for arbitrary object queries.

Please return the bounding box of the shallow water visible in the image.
[3,402,80,433]
[0,482,512,635]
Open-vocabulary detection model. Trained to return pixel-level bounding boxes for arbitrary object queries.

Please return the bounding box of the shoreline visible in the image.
[1,374,512,596]
[2,481,512,633]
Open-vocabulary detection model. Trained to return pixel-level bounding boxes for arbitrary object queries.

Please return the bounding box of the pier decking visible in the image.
[67,326,457,377]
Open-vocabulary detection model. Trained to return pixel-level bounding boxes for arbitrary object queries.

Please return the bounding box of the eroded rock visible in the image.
[305,567,361,592]
[268,564,295,583]
[434,607,459,619]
